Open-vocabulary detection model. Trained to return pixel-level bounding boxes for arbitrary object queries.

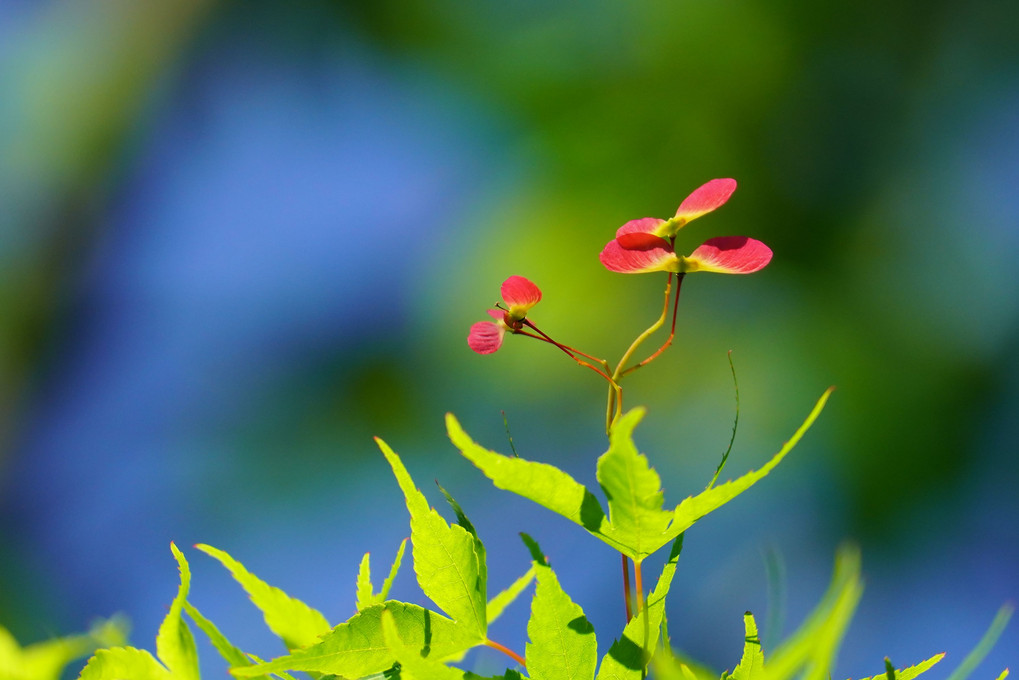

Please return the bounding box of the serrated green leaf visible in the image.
[183,600,271,678]
[596,408,673,558]
[487,566,536,624]
[766,543,863,680]
[233,601,483,678]
[155,543,199,680]
[449,389,832,564]
[377,437,487,637]
[439,483,489,604]
[728,613,764,680]
[357,540,410,613]
[656,388,834,556]
[357,552,375,612]
[521,534,597,680]
[380,609,466,680]
[447,412,612,536]
[856,654,945,680]
[195,543,331,650]
[245,653,299,680]
[379,539,408,603]
[78,647,171,680]
[596,536,683,680]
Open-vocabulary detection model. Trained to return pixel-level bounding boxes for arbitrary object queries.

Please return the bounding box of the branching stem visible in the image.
[605,273,675,432]
[620,273,685,378]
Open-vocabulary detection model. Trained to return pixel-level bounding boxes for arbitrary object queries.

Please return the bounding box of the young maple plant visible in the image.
[32,179,1008,680]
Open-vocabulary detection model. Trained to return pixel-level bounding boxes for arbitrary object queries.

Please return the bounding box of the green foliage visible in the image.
[448,388,834,563]
[79,543,198,680]
[0,616,127,680]
[944,604,1013,680]
[67,402,1010,680]
[62,269,1008,680]
[234,601,481,678]
[379,609,466,680]
[78,647,172,680]
[357,539,409,612]
[181,601,273,679]
[155,543,200,680]
[856,655,946,680]
[726,613,764,680]
[377,436,488,638]
[765,544,863,680]
[521,534,598,680]
[596,536,683,680]
[194,543,331,651]
[595,408,674,560]
[487,566,536,625]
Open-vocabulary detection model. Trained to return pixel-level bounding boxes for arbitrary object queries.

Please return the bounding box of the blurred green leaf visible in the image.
[766,544,864,680]
[945,603,1013,680]
[195,543,331,650]
[0,616,128,680]
[78,647,171,680]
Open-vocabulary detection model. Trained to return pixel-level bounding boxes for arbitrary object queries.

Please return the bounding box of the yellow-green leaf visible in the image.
[522,534,597,680]
[155,543,199,680]
[195,543,331,650]
[233,601,482,678]
[378,437,487,637]
[78,647,171,680]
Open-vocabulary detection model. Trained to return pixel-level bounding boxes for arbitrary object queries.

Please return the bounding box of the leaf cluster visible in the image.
[56,388,1010,680]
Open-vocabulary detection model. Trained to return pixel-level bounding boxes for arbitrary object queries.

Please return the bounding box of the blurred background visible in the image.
[0,0,1016,677]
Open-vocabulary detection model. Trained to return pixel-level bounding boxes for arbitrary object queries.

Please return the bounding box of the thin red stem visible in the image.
[622,553,633,623]
[521,321,617,386]
[485,639,527,668]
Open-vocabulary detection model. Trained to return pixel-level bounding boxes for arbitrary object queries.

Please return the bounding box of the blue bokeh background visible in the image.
[1,1,1016,677]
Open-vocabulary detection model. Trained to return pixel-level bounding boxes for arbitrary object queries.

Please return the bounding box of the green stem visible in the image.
[620,273,685,378]
[622,553,633,623]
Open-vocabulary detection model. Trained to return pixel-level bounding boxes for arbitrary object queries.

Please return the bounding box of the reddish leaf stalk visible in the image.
[520,321,619,389]
[485,639,527,668]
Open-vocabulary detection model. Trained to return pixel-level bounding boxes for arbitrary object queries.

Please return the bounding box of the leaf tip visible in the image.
[519,533,548,567]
